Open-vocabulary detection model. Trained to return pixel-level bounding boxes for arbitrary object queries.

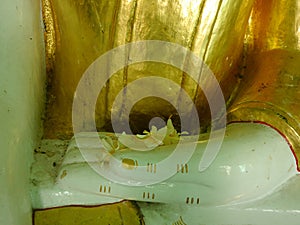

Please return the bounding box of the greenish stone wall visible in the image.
[0,0,45,224]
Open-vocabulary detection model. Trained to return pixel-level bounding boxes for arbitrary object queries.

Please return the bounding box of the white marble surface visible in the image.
[30,123,300,224]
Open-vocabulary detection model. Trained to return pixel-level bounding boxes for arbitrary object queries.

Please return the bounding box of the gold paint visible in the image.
[42,0,300,165]
[38,0,300,223]
[172,215,187,225]
[34,201,144,225]
[228,49,300,169]
[228,0,300,169]
[59,169,67,179]
[41,0,56,73]
[43,0,254,138]
[246,0,300,51]
[38,1,300,222]
[122,158,138,170]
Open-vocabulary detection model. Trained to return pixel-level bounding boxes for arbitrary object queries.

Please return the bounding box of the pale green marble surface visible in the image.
[0,1,45,224]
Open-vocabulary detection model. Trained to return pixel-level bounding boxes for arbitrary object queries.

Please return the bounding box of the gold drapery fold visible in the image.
[43,0,254,138]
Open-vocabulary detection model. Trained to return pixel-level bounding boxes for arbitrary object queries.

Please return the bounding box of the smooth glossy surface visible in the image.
[43,0,254,138]
[228,50,300,170]
[228,0,300,169]
[35,1,300,224]
[139,175,300,225]
[31,140,122,209]
[246,0,300,51]
[53,123,297,206]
